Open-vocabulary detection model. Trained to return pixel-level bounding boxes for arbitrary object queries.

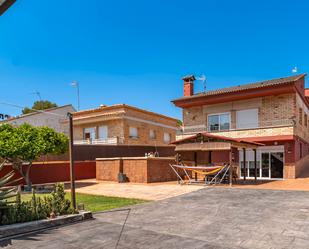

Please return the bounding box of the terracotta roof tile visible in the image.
[174,74,306,101]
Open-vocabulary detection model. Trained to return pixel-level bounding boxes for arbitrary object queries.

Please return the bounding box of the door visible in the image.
[261,152,270,178]
[270,152,284,178]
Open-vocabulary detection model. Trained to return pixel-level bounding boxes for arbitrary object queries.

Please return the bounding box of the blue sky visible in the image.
[0,0,308,119]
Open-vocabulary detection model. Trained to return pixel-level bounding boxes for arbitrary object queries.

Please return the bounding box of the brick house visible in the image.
[73,104,179,147]
[172,74,309,179]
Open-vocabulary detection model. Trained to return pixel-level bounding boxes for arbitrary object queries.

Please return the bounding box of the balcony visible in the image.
[74,137,124,145]
[177,119,295,138]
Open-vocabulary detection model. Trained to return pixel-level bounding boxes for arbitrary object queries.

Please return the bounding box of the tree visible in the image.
[22,100,58,115]
[0,124,69,189]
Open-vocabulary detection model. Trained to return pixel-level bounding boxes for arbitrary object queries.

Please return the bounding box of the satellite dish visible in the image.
[196,74,207,92]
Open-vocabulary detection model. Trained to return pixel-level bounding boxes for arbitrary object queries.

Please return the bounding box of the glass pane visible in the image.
[240,161,248,177]
[270,152,284,178]
[249,161,259,177]
[208,115,219,131]
[220,114,230,130]
[262,153,270,178]
[240,161,244,177]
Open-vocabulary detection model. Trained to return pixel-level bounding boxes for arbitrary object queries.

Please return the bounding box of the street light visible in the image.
[71,81,80,111]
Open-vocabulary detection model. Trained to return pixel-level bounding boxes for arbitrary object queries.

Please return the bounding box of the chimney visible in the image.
[182,75,195,97]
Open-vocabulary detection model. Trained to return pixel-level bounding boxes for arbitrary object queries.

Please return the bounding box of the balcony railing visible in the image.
[177,119,295,135]
[74,137,124,145]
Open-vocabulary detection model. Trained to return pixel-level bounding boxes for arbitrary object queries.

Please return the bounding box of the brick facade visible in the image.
[174,74,309,179]
[96,157,182,183]
[73,104,178,146]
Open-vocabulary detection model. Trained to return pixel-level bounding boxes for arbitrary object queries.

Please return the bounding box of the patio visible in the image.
[73,179,205,201]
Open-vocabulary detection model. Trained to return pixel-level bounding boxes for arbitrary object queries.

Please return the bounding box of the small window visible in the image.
[305,114,308,127]
[149,129,156,139]
[163,132,171,143]
[208,113,230,132]
[129,127,138,138]
[299,108,303,125]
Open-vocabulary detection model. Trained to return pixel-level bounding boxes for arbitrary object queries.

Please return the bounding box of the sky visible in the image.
[0,0,309,119]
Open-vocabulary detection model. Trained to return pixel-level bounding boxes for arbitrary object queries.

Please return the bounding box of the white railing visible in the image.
[74,137,124,145]
[177,119,295,135]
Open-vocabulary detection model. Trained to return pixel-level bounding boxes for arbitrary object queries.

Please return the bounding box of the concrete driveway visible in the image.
[2,188,309,249]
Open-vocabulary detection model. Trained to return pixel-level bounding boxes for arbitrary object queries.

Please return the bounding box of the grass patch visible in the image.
[17,193,147,213]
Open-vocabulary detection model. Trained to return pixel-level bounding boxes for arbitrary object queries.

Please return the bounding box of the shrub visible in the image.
[0,183,74,226]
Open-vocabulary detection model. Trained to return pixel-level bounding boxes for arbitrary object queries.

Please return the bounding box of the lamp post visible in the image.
[71,81,80,111]
[67,112,76,210]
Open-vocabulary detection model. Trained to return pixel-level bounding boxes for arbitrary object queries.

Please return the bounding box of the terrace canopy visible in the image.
[171,133,264,185]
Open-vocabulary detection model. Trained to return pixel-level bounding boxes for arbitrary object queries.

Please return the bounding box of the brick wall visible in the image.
[123,118,176,146]
[96,157,180,183]
[73,119,124,140]
[73,105,178,146]
[182,93,296,139]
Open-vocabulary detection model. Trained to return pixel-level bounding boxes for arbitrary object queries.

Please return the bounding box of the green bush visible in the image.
[0,183,74,226]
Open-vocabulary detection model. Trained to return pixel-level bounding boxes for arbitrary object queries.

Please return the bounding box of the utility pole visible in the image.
[67,112,76,210]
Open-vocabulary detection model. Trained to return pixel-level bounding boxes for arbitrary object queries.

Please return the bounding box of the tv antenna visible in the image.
[196,74,207,93]
[31,91,42,101]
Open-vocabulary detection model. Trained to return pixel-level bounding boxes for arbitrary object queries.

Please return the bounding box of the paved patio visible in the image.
[73,178,309,202]
[3,188,309,248]
[73,179,205,200]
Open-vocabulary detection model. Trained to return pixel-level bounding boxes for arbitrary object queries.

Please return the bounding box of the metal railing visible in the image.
[177,119,295,135]
[74,137,124,145]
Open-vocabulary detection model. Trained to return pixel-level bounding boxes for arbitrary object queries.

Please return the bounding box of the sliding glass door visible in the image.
[240,149,284,179]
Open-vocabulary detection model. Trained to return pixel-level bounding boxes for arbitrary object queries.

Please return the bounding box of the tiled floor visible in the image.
[73,179,205,200]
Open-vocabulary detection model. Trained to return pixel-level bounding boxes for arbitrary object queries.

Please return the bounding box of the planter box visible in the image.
[0,211,92,240]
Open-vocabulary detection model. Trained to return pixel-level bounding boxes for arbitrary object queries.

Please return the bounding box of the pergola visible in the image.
[172,133,264,186]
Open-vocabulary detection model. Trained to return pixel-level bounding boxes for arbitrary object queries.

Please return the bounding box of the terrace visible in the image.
[177,118,295,139]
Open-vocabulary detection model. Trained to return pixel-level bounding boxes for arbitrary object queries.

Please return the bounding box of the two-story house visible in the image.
[172,74,309,179]
[73,104,178,147]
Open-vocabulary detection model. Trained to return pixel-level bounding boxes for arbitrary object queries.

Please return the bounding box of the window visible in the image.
[98,126,108,139]
[236,109,258,129]
[129,127,138,138]
[305,114,308,127]
[149,129,156,139]
[164,132,171,143]
[84,127,96,140]
[299,108,303,125]
[208,113,230,132]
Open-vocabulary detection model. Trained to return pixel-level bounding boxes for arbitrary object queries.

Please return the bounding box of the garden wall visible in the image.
[96,157,182,183]
[0,161,96,185]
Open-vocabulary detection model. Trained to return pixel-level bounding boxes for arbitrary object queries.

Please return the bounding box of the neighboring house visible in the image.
[172,74,309,179]
[73,104,178,147]
[2,105,76,135]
